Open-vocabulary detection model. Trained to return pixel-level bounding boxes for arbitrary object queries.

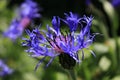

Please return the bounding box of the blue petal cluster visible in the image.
[4,0,41,41]
[62,12,80,32]
[111,0,120,7]
[22,12,96,70]
[20,0,41,19]
[86,0,120,8]
[0,60,13,77]
[85,0,91,6]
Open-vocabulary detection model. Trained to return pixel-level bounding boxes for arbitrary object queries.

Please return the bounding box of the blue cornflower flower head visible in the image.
[22,12,96,70]
[0,60,13,77]
[20,0,41,19]
[111,0,120,7]
[4,19,24,41]
[85,0,91,6]
[3,0,41,41]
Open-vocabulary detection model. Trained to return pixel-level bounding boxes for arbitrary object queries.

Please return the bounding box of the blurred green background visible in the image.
[0,0,120,80]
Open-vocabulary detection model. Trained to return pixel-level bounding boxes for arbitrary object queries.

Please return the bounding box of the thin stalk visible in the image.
[67,69,77,80]
[114,36,120,71]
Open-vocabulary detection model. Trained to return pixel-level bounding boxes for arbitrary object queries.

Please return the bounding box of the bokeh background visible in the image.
[0,0,120,80]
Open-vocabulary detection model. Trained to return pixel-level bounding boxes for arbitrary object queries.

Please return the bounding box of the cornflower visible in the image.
[22,12,96,70]
[111,0,120,7]
[4,0,41,41]
[85,0,91,6]
[0,60,13,77]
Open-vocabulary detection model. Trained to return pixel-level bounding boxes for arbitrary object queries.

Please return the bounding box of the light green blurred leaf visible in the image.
[112,75,120,80]
[99,56,111,71]
[100,0,119,33]
[22,73,39,80]
[94,43,109,54]
[0,0,7,11]
[56,72,68,80]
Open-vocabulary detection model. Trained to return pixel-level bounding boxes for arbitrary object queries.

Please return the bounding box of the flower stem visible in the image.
[68,69,77,80]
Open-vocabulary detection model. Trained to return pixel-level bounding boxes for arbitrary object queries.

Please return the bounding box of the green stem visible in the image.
[68,69,77,80]
[115,37,120,71]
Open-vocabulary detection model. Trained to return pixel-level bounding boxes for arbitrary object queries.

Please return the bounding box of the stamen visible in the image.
[46,37,61,50]
[46,37,54,47]
[59,35,62,41]
[53,38,61,49]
